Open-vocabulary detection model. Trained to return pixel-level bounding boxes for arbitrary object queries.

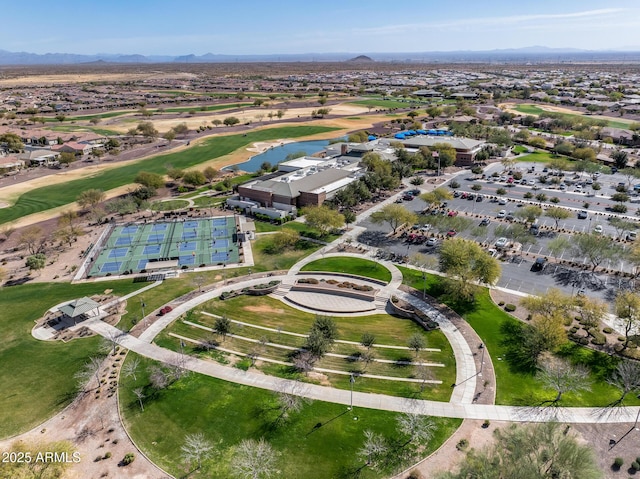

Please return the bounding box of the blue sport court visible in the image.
[88,216,240,277]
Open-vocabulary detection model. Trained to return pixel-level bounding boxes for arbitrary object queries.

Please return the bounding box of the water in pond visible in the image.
[224,139,334,172]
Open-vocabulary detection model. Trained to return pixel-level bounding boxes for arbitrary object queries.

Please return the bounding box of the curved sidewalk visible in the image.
[85,317,640,424]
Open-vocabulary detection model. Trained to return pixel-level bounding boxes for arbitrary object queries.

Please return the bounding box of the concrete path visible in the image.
[85,317,640,424]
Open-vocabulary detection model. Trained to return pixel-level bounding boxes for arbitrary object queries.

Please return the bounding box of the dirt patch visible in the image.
[307,371,331,386]
[243,305,285,315]
[0,351,168,479]
[489,289,530,321]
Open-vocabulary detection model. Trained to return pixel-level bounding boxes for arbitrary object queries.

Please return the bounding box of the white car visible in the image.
[497,209,506,218]
[495,237,509,248]
[594,225,603,233]
[527,179,536,186]
[576,185,583,190]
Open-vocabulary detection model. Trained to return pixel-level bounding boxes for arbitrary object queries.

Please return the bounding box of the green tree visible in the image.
[136,121,158,139]
[0,132,25,152]
[521,289,574,351]
[303,205,345,237]
[614,290,640,348]
[370,204,417,234]
[58,151,76,165]
[134,171,165,189]
[214,316,232,341]
[572,233,621,271]
[438,238,501,301]
[77,189,105,210]
[203,166,219,183]
[419,187,453,210]
[166,167,185,181]
[545,206,571,228]
[437,422,603,479]
[407,333,426,358]
[515,205,542,224]
[223,116,240,126]
[26,253,46,275]
[182,170,207,187]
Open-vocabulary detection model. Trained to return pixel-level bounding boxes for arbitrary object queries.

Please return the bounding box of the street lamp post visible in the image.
[479,343,485,374]
[349,373,355,411]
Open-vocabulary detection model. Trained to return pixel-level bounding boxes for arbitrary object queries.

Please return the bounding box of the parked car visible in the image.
[497,209,506,218]
[530,257,547,272]
[594,225,603,233]
[498,198,507,205]
[426,237,438,247]
[495,237,509,248]
[447,210,458,217]
[446,229,457,237]
[476,195,483,202]
[480,218,490,226]
[577,210,588,219]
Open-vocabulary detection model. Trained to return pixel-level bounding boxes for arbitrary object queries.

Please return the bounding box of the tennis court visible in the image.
[88,216,239,277]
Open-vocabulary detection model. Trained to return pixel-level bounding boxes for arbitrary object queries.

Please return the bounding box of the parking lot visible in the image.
[356,159,640,300]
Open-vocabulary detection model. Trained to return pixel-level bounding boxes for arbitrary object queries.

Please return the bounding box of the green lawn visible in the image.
[119,354,461,478]
[399,267,640,407]
[47,124,121,136]
[42,111,133,122]
[0,126,337,225]
[514,150,559,163]
[251,235,322,272]
[0,279,143,438]
[154,102,252,114]
[301,257,392,283]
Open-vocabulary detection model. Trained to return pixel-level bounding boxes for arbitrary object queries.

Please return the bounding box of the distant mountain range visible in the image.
[1,47,639,65]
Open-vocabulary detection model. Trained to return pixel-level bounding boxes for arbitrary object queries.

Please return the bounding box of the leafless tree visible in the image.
[292,350,315,375]
[181,432,214,471]
[397,411,435,448]
[230,438,279,479]
[415,364,433,393]
[122,357,140,382]
[19,226,46,255]
[74,356,103,392]
[358,430,388,471]
[274,380,310,425]
[607,360,640,406]
[148,365,170,390]
[538,357,590,404]
[133,387,145,411]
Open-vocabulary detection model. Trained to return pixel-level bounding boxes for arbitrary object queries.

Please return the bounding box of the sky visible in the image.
[3,0,640,55]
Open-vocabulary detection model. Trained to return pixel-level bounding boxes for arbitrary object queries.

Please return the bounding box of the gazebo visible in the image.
[58,297,102,324]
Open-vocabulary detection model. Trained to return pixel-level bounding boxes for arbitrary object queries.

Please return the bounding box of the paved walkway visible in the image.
[85,317,640,423]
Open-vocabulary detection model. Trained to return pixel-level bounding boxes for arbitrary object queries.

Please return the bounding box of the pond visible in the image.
[224,139,335,172]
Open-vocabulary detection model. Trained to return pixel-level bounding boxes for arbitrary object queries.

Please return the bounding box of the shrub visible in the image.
[498,301,505,306]
[122,453,135,465]
[449,180,460,189]
[613,457,623,469]
[104,452,112,459]
[407,470,423,479]
[482,419,490,428]
[632,461,640,471]
[603,327,613,334]
[456,439,469,451]
[504,304,517,312]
